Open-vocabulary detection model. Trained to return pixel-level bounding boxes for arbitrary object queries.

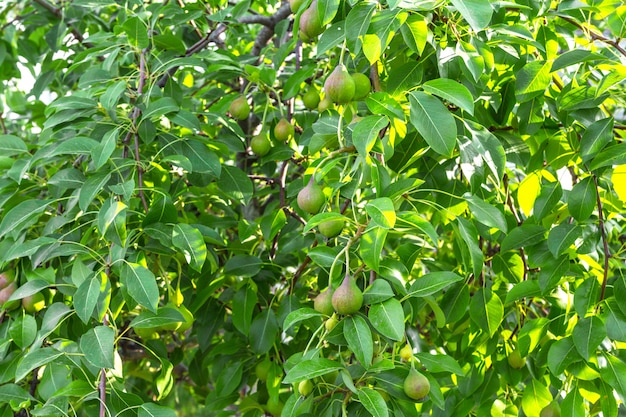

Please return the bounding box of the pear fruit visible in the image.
[540,401,561,417]
[250,133,272,156]
[351,72,371,100]
[297,178,325,214]
[318,96,334,112]
[229,96,250,120]
[314,287,335,315]
[274,118,294,141]
[298,379,314,396]
[255,356,272,381]
[400,344,413,361]
[324,65,355,104]
[507,347,526,369]
[403,367,430,400]
[289,0,305,12]
[331,274,363,315]
[0,281,17,309]
[22,292,46,313]
[266,396,284,417]
[302,86,321,110]
[318,218,344,238]
[299,1,324,39]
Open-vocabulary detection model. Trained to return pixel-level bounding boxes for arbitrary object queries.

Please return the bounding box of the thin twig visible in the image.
[558,15,626,58]
[32,0,94,48]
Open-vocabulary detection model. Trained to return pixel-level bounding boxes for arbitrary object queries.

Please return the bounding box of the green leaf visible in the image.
[515,60,551,103]
[500,224,546,252]
[363,279,395,304]
[283,357,343,384]
[220,165,254,205]
[79,172,111,211]
[249,309,278,354]
[568,177,596,222]
[533,181,562,220]
[0,135,27,156]
[604,300,626,342]
[551,49,607,71]
[548,337,580,375]
[538,255,569,293]
[0,384,35,405]
[142,97,179,121]
[366,92,405,120]
[547,223,581,257]
[414,352,464,375]
[580,117,614,163]
[589,142,626,170]
[368,298,404,341]
[456,217,484,278]
[388,62,423,97]
[357,387,389,417]
[365,197,396,229]
[80,326,115,368]
[344,316,373,368]
[7,280,49,302]
[572,316,605,360]
[232,285,258,335]
[449,0,493,31]
[353,116,388,158]
[504,280,541,304]
[123,16,149,49]
[224,255,262,277]
[407,271,464,298]
[215,361,243,397]
[360,227,388,272]
[91,127,119,170]
[422,78,475,115]
[9,314,37,349]
[100,80,127,112]
[121,263,159,313]
[346,3,376,54]
[143,195,177,226]
[401,14,428,55]
[521,379,552,417]
[175,140,221,177]
[0,199,50,239]
[283,307,323,331]
[469,288,503,337]
[362,34,382,65]
[74,275,103,324]
[317,0,339,25]
[395,212,438,244]
[464,194,507,231]
[172,224,207,272]
[15,347,64,382]
[97,198,127,246]
[600,353,626,402]
[138,403,178,417]
[561,385,585,417]
[409,91,457,157]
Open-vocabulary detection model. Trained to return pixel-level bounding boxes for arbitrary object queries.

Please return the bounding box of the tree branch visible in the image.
[593,174,611,304]
[32,0,94,48]
[558,15,626,58]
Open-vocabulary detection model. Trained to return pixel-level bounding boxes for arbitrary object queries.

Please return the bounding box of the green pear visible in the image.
[403,367,430,400]
[331,274,363,315]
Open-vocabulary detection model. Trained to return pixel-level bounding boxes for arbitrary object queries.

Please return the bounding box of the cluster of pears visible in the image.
[250,118,294,157]
[313,273,363,316]
[296,178,345,237]
[324,65,371,104]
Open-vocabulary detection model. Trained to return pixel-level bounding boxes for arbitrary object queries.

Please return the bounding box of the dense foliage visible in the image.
[1,0,626,416]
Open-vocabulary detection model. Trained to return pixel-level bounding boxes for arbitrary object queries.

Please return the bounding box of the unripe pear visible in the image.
[351,72,371,100]
[507,348,526,369]
[540,401,561,417]
[250,133,272,156]
[403,367,430,400]
[229,96,250,120]
[331,274,363,315]
[324,314,338,331]
[302,87,321,110]
[324,65,355,104]
[298,379,314,396]
[400,344,413,361]
[266,397,283,417]
[297,178,325,214]
[318,96,334,112]
[318,218,344,238]
[22,292,45,313]
[314,287,335,316]
[0,281,17,308]
[300,1,324,39]
[0,271,15,289]
[274,118,294,142]
[289,0,305,12]
[256,357,272,381]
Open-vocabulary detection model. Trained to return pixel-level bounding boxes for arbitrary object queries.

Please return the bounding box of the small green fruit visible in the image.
[318,218,344,238]
[317,96,334,112]
[297,178,325,214]
[274,118,294,142]
[540,401,561,417]
[324,65,355,104]
[229,96,250,120]
[302,87,321,110]
[324,314,338,332]
[331,274,363,315]
[299,1,324,39]
[289,0,305,12]
[351,72,371,100]
[314,287,334,316]
[403,367,430,400]
[176,304,194,333]
[135,327,159,340]
[22,292,45,313]
[250,133,272,156]
[507,348,526,369]
[266,396,284,417]
[298,379,314,396]
[400,344,413,361]
[256,357,272,381]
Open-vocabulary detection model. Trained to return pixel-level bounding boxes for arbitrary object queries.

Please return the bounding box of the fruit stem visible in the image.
[338,38,347,69]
